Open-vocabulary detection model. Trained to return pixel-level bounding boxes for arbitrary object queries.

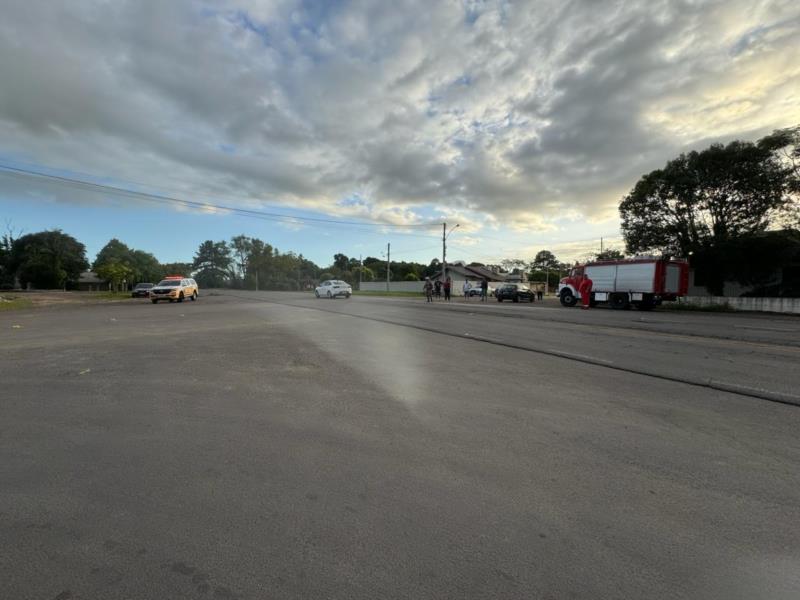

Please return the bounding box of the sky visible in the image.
[1,0,799,268]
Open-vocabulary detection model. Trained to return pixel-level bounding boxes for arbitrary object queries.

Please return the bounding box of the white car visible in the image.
[315,280,352,299]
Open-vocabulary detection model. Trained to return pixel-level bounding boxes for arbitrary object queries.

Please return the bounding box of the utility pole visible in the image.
[386,243,390,292]
[600,237,604,255]
[442,222,447,281]
[359,254,362,291]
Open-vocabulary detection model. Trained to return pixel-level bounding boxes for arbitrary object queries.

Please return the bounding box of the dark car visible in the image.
[131,283,154,298]
[496,283,535,303]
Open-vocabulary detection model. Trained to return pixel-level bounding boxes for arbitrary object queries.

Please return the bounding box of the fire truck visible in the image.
[557,257,689,310]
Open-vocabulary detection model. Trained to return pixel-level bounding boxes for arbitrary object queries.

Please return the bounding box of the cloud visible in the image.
[0,0,798,234]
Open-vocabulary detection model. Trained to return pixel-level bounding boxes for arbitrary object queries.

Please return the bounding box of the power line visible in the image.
[0,163,442,231]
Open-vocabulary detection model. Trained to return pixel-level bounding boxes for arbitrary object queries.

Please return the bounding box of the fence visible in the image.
[680,296,800,314]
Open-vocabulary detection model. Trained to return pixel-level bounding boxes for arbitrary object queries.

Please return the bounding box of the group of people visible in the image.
[423,276,455,302]
[422,277,490,303]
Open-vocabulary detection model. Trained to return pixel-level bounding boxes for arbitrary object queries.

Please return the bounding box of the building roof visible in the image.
[79,271,104,284]
[433,265,507,282]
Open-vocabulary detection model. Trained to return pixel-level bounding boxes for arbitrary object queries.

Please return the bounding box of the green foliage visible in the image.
[9,230,88,289]
[193,240,232,288]
[531,250,558,270]
[93,238,161,286]
[95,261,133,290]
[692,229,800,296]
[595,248,625,261]
[160,262,193,278]
[404,272,419,281]
[621,129,798,256]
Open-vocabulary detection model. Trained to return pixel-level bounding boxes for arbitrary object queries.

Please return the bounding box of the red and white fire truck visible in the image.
[557,257,689,310]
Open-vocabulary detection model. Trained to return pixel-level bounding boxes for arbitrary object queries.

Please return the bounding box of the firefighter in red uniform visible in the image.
[578,274,593,309]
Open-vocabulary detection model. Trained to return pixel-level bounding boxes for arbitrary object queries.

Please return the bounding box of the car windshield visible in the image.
[157,280,181,287]
[135,283,153,288]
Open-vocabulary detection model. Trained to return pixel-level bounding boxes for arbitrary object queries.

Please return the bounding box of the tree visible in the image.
[531,250,558,270]
[621,133,796,257]
[0,221,22,286]
[501,259,527,272]
[595,248,625,261]
[230,235,253,287]
[9,230,88,289]
[93,239,162,287]
[95,261,133,291]
[759,125,800,229]
[332,253,349,272]
[192,240,231,288]
[161,262,193,278]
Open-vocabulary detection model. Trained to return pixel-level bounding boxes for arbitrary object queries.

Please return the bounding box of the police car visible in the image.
[150,276,199,304]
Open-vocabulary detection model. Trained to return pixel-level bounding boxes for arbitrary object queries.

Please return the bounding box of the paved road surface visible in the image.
[2,292,799,599]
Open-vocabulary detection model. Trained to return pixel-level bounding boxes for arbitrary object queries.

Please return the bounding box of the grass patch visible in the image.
[0,296,33,311]
[661,301,734,312]
[353,290,423,297]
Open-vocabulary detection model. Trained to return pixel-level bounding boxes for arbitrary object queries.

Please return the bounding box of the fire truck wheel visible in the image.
[610,293,630,310]
[560,290,577,307]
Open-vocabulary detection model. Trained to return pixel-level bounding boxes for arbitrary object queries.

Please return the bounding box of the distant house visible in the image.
[76,271,107,292]
[432,264,507,283]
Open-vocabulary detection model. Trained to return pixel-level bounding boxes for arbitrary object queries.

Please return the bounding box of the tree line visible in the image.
[0,226,581,292]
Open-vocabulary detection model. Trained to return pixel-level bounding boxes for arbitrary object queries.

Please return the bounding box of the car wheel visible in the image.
[327,291,332,299]
[151,299,158,304]
[345,293,351,298]
[610,293,630,310]
[191,292,197,301]
[315,290,320,298]
[513,295,520,303]
[497,297,503,302]
[177,292,184,303]
[560,290,577,307]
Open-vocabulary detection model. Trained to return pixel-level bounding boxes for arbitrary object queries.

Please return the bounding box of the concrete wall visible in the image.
[360,281,425,293]
[360,279,473,294]
[680,296,800,314]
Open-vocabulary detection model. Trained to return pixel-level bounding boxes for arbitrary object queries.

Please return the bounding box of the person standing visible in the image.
[444,276,452,302]
[480,278,488,302]
[423,277,434,302]
[578,274,593,309]
[434,279,442,300]
[463,280,472,300]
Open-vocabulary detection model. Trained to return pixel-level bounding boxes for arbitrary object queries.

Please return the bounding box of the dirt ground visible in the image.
[0,290,135,308]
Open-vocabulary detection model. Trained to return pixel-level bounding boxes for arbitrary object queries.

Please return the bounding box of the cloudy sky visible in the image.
[1,0,798,266]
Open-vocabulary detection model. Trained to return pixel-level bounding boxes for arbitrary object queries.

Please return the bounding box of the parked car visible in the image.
[315,280,352,298]
[496,283,535,303]
[467,283,496,297]
[131,283,154,298]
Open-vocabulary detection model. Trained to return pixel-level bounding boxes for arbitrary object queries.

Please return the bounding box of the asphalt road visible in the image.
[2,292,799,599]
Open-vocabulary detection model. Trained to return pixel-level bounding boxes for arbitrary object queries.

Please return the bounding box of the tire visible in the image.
[610,293,630,310]
[497,297,503,302]
[345,293,351,298]
[191,292,197,301]
[327,291,332,299]
[315,290,320,298]
[177,292,184,303]
[151,299,158,304]
[513,295,520,303]
[560,290,577,307]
